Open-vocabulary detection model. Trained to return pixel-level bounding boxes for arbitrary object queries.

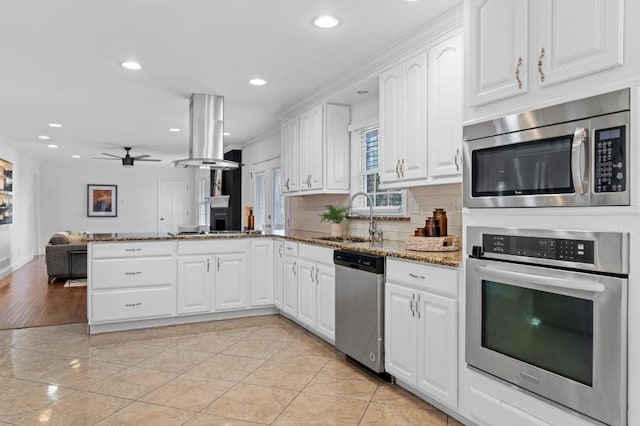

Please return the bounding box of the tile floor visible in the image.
[0,315,465,425]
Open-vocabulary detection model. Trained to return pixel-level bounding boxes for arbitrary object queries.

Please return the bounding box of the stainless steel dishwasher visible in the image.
[334,249,385,373]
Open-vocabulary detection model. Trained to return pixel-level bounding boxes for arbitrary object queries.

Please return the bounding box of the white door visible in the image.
[401,51,428,181]
[158,178,189,233]
[177,255,212,314]
[385,283,418,384]
[252,157,285,235]
[467,0,529,106]
[416,291,458,408]
[297,258,316,328]
[316,262,335,342]
[274,241,284,309]
[379,65,403,183]
[428,33,463,179]
[214,253,247,310]
[283,255,298,317]
[250,239,274,306]
[536,0,623,87]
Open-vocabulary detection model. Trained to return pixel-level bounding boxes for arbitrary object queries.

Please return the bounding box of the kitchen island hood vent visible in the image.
[170,94,239,170]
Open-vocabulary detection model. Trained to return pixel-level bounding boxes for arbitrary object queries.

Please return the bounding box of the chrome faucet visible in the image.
[349,192,377,242]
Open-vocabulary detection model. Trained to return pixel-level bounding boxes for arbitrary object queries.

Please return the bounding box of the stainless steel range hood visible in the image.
[170,94,239,170]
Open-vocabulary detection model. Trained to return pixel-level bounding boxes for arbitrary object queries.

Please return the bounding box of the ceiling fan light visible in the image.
[122,157,134,167]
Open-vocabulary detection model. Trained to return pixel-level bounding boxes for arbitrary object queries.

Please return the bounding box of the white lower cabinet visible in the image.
[274,240,285,309]
[214,253,248,311]
[177,255,213,314]
[385,258,458,408]
[469,387,549,426]
[250,239,274,307]
[297,244,335,343]
[91,287,174,323]
[282,241,299,318]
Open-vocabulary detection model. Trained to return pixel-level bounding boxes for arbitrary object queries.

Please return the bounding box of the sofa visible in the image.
[45,231,87,283]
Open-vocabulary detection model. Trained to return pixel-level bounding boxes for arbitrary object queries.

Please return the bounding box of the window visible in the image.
[197,177,210,227]
[252,158,285,235]
[351,126,405,215]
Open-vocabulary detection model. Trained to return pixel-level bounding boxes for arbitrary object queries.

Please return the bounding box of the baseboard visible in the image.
[0,255,35,281]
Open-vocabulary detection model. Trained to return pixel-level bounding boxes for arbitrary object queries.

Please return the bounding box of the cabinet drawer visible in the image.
[178,239,247,255]
[298,243,333,265]
[284,241,298,256]
[91,287,173,323]
[386,258,458,298]
[92,257,175,289]
[91,241,175,259]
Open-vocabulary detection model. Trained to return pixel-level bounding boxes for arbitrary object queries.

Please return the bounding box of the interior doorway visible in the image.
[157,178,189,233]
[251,158,285,235]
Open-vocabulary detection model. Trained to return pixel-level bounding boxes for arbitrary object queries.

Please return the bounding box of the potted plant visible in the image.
[320,204,349,237]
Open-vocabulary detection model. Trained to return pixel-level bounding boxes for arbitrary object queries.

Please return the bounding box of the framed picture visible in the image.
[87,184,117,217]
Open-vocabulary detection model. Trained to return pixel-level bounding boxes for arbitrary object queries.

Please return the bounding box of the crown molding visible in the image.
[234,124,281,149]
[278,3,463,121]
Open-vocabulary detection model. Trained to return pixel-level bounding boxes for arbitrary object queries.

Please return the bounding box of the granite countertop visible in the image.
[83,230,462,267]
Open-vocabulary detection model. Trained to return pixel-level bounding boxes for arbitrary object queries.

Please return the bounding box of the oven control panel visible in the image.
[482,234,595,263]
[594,126,626,193]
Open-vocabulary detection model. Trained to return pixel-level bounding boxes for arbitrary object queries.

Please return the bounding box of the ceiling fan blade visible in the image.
[100,153,124,159]
[93,157,121,160]
[136,158,162,162]
[131,154,150,160]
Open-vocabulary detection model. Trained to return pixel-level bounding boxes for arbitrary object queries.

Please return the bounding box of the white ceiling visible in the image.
[0,0,460,165]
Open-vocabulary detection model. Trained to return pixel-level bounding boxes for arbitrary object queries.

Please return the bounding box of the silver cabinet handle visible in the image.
[207,258,210,272]
[315,266,319,283]
[285,178,290,191]
[538,48,545,82]
[410,293,415,317]
[400,158,405,178]
[409,273,425,279]
[454,148,460,172]
[293,261,297,276]
[125,302,141,307]
[515,56,523,89]
[125,271,142,275]
[571,128,588,195]
[395,159,400,178]
[416,294,421,319]
[125,248,142,252]
[310,265,314,281]
[278,246,282,257]
[217,257,220,272]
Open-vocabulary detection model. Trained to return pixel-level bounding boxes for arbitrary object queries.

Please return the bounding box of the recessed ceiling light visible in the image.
[38,135,50,140]
[169,128,181,132]
[48,123,62,128]
[47,144,58,149]
[71,155,80,158]
[249,78,267,86]
[223,132,231,136]
[313,15,340,29]
[121,61,142,70]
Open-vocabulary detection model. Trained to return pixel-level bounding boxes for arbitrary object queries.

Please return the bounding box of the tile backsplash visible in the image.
[288,183,462,242]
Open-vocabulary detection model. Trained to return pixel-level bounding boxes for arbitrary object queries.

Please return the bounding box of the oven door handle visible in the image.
[474,265,605,293]
[571,127,588,195]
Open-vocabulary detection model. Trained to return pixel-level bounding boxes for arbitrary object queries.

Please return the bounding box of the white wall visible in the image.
[39,161,194,253]
[0,141,41,278]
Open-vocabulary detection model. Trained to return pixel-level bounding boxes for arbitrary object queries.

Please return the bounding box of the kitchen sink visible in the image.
[317,236,370,243]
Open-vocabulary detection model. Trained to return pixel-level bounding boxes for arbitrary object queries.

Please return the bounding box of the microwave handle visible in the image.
[474,264,605,293]
[571,127,588,195]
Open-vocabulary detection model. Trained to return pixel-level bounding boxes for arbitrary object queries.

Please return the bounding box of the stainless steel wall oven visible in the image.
[466,226,628,426]
[463,89,630,208]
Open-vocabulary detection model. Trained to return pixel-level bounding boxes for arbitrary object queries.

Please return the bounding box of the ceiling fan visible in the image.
[94,147,162,167]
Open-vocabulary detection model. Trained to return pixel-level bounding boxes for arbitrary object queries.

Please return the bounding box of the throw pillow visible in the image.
[49,232,70,245]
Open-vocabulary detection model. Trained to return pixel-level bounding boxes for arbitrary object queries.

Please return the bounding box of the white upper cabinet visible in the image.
[281,116,299,193]
[281,103,349,196]
[465,0,625,118]
[467,0,529,106]
[379,31,463,188]
[428,33,464,179]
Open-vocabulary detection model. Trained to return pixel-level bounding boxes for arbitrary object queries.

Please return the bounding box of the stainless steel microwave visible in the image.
[463,89,630,208]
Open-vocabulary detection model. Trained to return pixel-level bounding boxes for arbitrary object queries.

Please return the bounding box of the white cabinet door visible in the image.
[467,0,529,106]
[281,117,299,193]
[324,104,350,191]
[298,104,323,191]
[469,387,503,426]
[274,241,284,309]
[401,52,428,181]
[416,291,458,408]
[283,255,298,317]
[536,0,623,87]
[297,258,316,328]
[501,403,550,426]
[177,255,212,314]
[214,253,247,311]
[428,33,463,179]
[315,262,335,342]
[250,239,274,307]
[379,65,403,184]
[385,283,418,384]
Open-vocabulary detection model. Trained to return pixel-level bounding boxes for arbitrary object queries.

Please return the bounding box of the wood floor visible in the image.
[0,255,87,330]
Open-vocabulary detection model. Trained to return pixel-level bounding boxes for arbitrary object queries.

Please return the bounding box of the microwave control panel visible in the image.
[483,234,595,264]
[594,126,626,193]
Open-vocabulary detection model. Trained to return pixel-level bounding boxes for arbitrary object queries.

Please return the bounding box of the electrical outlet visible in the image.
[452,196,461,212]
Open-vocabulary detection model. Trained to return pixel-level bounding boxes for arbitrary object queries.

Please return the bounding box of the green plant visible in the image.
[320,204,349,224]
